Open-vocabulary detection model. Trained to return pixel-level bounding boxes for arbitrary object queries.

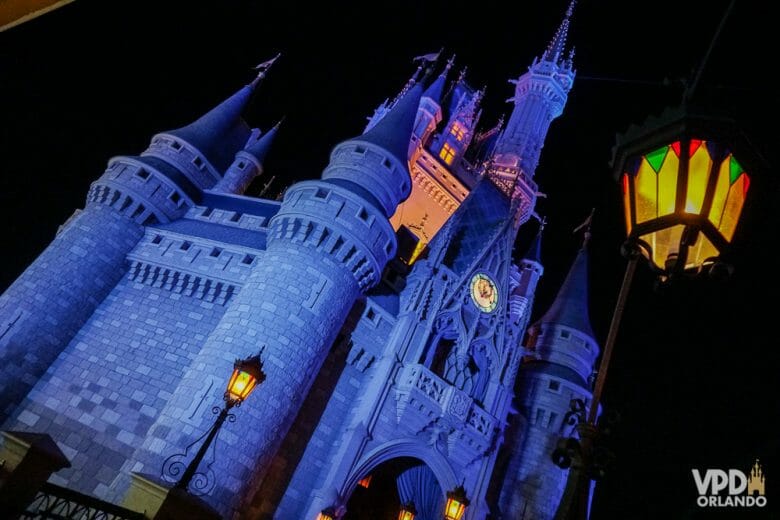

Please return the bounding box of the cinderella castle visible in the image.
[0,2,602,519]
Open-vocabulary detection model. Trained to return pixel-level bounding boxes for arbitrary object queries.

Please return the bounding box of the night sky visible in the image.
[1,1,778,518]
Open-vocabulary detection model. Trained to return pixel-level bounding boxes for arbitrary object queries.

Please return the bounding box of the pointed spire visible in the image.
[543,0,576,64]
[244,118,282,163]
[423,54,454,104]
[251,52,281,87]
[165,64,277,171]
[357,75,425,163]
[536,213,594,338]
[523,218,545,264]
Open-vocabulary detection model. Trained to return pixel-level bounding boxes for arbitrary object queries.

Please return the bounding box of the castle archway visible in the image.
[343,457,445,520]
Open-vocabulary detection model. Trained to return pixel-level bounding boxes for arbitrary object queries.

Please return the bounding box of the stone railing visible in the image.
[396,364,497,443]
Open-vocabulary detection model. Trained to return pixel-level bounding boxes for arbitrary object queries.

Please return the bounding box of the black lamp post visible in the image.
[162,354,265,495]
[551,103,759,520]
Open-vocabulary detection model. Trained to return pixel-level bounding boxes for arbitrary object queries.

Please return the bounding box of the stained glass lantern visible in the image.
[444,485,469,520]
[316,508,337,520]
[613,107,756,277]
[398,502,417,520]
[225,354,266,404]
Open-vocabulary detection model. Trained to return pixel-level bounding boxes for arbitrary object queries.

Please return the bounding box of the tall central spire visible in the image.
[490,0,577,190]
[543,0,576,64]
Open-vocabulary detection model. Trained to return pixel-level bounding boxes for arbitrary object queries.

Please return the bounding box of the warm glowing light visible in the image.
[450,123,466,141]
[357,475,373,488]
[621,138,750,274]
[316,511,335,520]
[398,502,416,520]
[444,486,469,520]
[225,355,265,404]
[439,142,456,165]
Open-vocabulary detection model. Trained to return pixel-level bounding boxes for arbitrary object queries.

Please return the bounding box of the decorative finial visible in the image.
[457,66,468,83]
[543,0,576,64]
[272,117,285,130]
[496,113,506,131]
[539,215,547,232]
[251,53,281,86]
[572,208,595,248]
[445,54,456,71]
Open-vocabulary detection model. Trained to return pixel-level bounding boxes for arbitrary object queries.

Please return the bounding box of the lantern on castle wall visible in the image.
[225,355,266,404]
[317,508,337,520]
[444,485,469,520]
[398,502,417,520]
[613,108,756,278]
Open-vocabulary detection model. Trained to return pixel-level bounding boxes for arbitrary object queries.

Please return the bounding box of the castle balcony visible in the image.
[394,364,497,463]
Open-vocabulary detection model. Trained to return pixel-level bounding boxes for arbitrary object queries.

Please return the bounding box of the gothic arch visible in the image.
[339,439,459,500]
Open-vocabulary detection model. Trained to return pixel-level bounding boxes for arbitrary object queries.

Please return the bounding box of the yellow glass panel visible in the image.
[621,173,632,233]
[643,225,683,271]
[440,142,456,165]
[685,143,712,214]
[634,158,657,225]
[718,173,748,241]
[657,148,679,217]
[708,156,731,229]
[686,234,719,270]
[450,123,466,141]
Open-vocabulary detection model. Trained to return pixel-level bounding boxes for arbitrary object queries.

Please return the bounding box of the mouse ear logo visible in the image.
[747,459,766,496]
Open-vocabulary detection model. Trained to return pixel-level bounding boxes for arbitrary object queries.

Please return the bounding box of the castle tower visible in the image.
[497,234,600,519]
[0,77,262,422]
[492,0,576,179]
[488,0,576,225]
[412,56,453,148]
[213,120,280,194]
[123,81,424,514]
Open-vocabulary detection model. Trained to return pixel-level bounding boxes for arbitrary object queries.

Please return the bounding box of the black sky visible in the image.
[1,1,778,518]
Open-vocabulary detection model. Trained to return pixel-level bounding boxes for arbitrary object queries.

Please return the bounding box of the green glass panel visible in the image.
[729,156,744,184]
[645,146,668,173]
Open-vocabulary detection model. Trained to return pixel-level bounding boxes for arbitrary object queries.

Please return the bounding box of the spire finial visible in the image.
[543,0,576,64]
[457,66,468,84]
[572,208,594,248]
[252,53,281,87]
[272,117,285,130]
[445,54,456,72]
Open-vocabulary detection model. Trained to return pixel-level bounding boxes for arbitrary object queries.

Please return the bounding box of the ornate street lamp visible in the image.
[615,110,752,280]
[552,4,762,518]
[317,507,337,520]
[399,502,417,520]
[162,354,265,494]
[444,485,469,520]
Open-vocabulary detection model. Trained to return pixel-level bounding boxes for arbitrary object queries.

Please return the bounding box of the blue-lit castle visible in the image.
[0,3,601,519]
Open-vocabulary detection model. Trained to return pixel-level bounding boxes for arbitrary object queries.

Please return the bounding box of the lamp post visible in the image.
[551,104,757,520]
[162,354,265,495]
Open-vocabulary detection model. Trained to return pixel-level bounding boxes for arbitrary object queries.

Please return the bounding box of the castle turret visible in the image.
[213,120,281,194]
[492,0,576,179]
[412,56,453,146]
[497,231,600,519]
[0,77,262,422]
[126,80,424,514]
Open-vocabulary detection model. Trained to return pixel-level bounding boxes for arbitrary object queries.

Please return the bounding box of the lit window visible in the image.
[439,143,456,165]
[450,123,466,141]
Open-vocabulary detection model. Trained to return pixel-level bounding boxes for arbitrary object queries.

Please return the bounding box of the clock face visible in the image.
[470,273,498,313]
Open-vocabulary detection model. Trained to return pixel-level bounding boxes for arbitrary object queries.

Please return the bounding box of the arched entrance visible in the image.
[343,457,444,520]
